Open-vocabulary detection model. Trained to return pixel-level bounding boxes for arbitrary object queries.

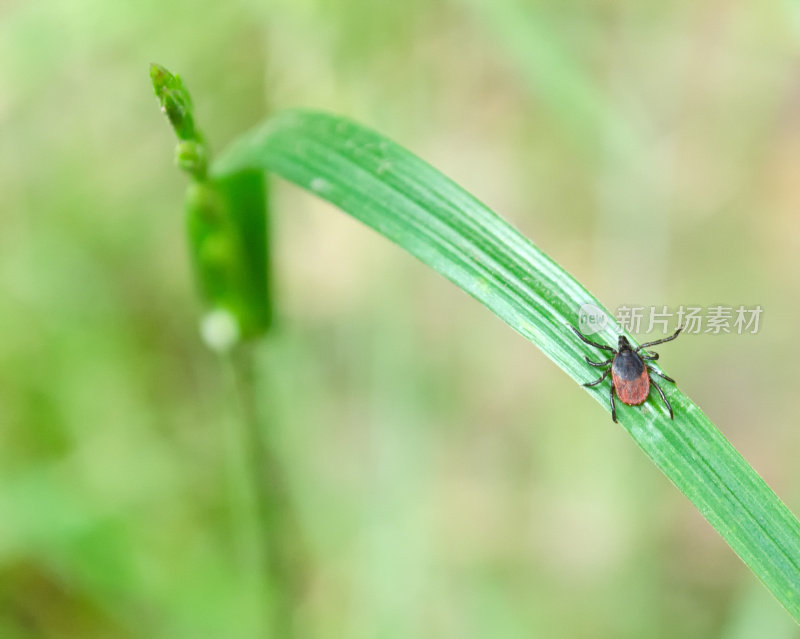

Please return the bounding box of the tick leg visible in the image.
[649,377,673,419]
[583,367,610,387]
[610,384,617,423]
[646,364,675,384]
[570,325,615,352]
[585,356,613,367]
[636,326,682,351]
[639,351,659,361]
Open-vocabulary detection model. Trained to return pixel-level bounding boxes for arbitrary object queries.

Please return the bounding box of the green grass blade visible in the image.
[212,109,800,620]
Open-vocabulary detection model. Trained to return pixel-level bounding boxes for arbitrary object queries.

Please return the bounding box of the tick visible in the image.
[570,325,682,422]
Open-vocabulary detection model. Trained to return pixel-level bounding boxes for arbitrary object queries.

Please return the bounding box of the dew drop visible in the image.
[200,308,240,352]
[310,177,331,194]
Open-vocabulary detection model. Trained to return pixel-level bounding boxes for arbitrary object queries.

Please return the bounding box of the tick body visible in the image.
[571,326,682,422]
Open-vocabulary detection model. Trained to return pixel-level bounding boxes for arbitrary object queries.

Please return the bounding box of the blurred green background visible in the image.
[2,0,800,637]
